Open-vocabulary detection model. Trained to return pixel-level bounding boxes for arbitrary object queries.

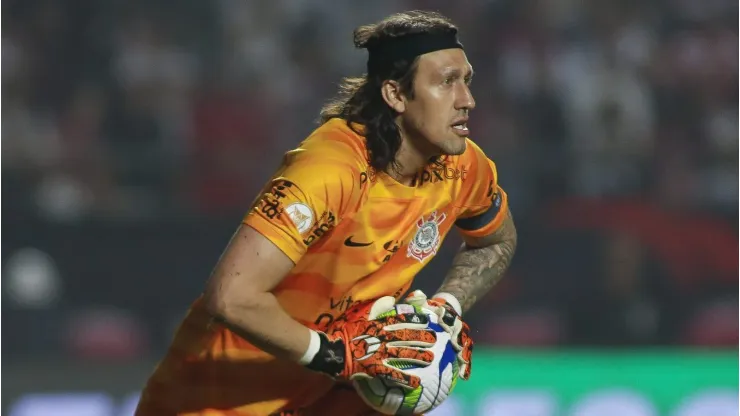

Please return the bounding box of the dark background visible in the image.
[2,1,737,412]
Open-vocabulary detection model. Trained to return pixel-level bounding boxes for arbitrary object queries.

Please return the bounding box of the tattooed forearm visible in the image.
[437,211,517,313]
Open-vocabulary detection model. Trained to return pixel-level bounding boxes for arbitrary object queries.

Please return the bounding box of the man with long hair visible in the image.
[136,10,517,416]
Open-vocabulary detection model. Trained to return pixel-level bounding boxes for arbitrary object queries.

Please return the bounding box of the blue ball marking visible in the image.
[427,322,457,373]
[439,340,456,373]
[428,322,443,332]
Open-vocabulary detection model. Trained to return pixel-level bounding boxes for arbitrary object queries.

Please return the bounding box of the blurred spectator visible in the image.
[188,79,272,214]
[566,232,685,346]
[105,14,198,217]
[1,0,736,359]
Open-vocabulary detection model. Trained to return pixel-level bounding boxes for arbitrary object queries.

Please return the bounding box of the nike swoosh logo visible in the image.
[344,236,373,247]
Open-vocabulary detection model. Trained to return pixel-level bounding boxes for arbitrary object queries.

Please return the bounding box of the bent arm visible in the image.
[203,224,311,362]
[436,209,518,314]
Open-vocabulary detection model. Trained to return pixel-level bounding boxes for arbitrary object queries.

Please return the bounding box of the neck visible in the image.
[385,123,436,186]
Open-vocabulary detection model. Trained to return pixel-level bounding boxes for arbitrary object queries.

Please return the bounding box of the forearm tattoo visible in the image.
[438,210,517,313]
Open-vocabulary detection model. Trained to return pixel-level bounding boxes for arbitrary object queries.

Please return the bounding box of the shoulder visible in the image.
[456,138,493,168]
[444,138,498,184]
[283,118,369,180]
[447,138,501,209]
[293,118,368,165]
[268,118,371,211]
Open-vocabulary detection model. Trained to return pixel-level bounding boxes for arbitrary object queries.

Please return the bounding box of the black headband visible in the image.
[366,32,463,74]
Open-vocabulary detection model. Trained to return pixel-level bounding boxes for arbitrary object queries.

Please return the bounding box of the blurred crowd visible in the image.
[2,0,738,360]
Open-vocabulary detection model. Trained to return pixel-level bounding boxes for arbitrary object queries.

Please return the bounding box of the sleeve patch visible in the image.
[285,203,314,234]
[256,179,296,220]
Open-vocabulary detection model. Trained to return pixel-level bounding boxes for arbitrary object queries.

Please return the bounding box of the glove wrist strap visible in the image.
[298,330,322,365]
[304,331,345,377]
[432,292,463,316]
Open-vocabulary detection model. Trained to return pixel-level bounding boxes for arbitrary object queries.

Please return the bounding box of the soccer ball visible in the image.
[353,306,459,415]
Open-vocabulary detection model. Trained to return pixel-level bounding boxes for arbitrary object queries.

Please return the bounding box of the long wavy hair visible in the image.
[319,11,459,174]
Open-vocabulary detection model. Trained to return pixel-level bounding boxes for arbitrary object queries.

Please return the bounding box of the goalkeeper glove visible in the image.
[404,290,473,380]
[303,296,437,388]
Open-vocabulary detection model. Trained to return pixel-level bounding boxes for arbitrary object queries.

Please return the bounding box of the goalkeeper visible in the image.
[136,10,517,416]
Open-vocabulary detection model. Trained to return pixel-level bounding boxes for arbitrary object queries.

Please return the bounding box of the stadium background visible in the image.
[2,0,738,414]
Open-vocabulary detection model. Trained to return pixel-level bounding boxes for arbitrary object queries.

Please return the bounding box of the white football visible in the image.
[353,306,459,415]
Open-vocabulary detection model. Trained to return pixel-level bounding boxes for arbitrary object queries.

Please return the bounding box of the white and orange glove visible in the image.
[403,290,473,380]
[302,296,438,388]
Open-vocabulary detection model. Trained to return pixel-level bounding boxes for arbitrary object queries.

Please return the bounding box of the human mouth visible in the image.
[451,120,469,136]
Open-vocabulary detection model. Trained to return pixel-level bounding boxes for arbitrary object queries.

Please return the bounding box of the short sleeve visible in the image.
[244,160,359,263]
[453,140,509,238]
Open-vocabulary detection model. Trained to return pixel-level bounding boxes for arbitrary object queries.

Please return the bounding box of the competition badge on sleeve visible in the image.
[286,203,314,234]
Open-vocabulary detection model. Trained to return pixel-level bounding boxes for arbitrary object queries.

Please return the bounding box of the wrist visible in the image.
[302,330,346,377]
[297,329,322,365]
[432,292,463,316]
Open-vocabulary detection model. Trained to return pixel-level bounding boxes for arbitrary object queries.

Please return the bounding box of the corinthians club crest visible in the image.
[407,211,446,263]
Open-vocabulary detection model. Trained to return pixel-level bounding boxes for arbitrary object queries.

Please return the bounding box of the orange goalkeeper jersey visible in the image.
[136,118,508,416]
